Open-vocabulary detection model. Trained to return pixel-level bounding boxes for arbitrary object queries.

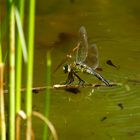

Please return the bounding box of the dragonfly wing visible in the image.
[76,26,88,63]
[85,44,99,70]
[54,43,79,73]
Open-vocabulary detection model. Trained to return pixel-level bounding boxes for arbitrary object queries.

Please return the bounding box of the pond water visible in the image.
[32,0,140,140]
[2,0,140,139]
[30,0,140,140]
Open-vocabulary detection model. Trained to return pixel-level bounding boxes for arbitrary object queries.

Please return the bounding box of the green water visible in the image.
[31,1,140,140]
[32,0,140,140]
[3,0,140,139]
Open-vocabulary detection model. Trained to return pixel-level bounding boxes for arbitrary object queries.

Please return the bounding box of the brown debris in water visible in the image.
[106,60,120,69]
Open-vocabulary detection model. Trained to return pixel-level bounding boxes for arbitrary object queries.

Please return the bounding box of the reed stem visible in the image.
[8,0,15,139]
[0,64,6,140]
[25,0,36,139]
[15,0,25,114]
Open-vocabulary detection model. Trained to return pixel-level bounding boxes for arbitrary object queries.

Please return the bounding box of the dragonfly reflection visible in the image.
[63,26,110,86]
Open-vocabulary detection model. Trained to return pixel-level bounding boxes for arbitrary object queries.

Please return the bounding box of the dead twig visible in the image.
[3,83,119,94]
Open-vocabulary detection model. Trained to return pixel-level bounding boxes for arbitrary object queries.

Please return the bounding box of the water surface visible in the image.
[4,0,140,139]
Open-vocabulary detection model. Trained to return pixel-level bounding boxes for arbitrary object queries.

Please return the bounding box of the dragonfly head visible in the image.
[63,64,71,73]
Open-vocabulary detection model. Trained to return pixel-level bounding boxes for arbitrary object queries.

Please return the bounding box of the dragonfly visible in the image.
[63,26,110,86]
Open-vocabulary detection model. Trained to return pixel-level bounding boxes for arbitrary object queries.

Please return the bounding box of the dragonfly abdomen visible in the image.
[91,71,110,86]
[73,62,110,86]
[85,68,110,86]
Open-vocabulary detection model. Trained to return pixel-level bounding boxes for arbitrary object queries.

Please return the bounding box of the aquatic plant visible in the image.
[0,0,57,140]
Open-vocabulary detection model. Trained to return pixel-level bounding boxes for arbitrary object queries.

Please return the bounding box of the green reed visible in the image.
[15,0,25,114]
[0,63,6,140]
[14,0,25,139]
[0,16,2,62]
[25,0,36,139]
[0,9,2,62]
[0,2,6,140]
[8,1,16,140]
[1,0,54,139]
[0,23,6,140]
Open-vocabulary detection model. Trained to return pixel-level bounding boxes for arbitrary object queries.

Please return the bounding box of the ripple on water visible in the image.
[98,81,140,101]
[95,80,140,138]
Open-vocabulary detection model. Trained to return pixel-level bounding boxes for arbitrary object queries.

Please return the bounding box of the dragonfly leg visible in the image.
[72,70,85,85]
[65,71,74,84]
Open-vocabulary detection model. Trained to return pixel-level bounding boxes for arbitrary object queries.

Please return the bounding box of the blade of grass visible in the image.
[15,7,27,63]
[0,64,6,140]
[0,0,1,47]
[0,33,2,63]
[0,4,6,140]
[8,1,15,140]
[14,1,26,113]
[25,0,36,139]
[0,2,3,62]
[14,1,25,140]
[0,16,9,64]
[0,45,2,63]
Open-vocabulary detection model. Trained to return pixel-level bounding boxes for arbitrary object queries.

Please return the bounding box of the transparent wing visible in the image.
[85,44,99,70]
[76,26,88,63]
[53,44,79,73]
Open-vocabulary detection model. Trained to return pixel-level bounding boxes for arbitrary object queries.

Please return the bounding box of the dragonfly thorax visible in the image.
[72,61,93,74]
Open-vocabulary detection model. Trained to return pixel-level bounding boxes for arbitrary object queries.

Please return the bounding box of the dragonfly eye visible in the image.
[63,64,71,73]
[63,64,69,73]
